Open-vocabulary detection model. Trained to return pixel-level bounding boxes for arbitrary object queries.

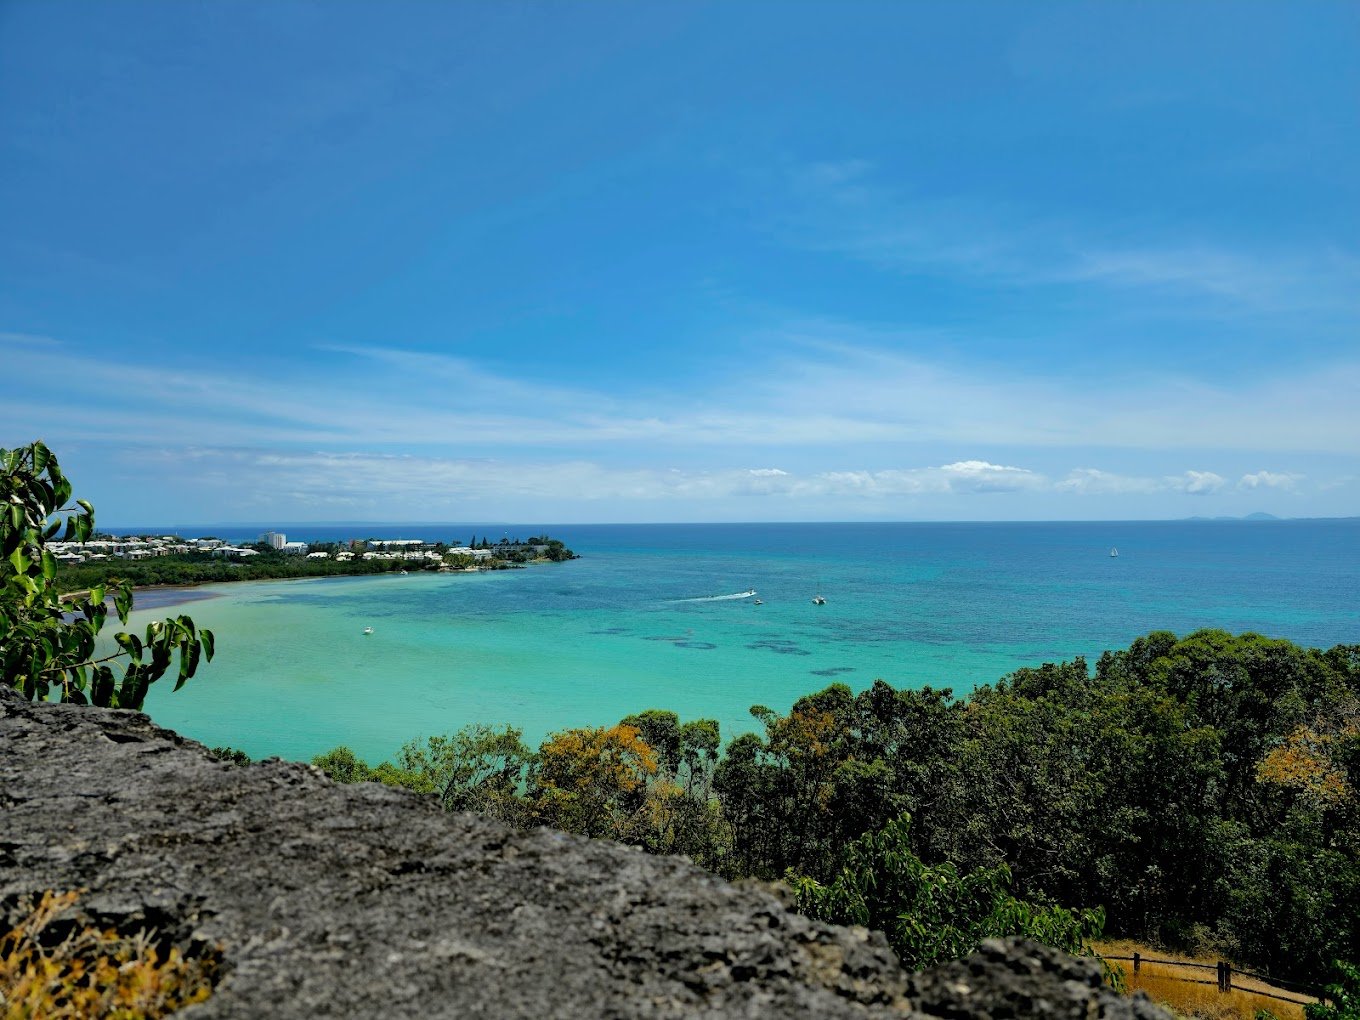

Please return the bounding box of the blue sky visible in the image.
[2,1,1357,523]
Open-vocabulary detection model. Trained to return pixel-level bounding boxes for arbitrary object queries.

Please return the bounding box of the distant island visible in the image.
[54,531,578,593]
[1183,512,1282,521]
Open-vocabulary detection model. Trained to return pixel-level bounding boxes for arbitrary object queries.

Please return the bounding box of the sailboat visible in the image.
[1109,547,1119,558]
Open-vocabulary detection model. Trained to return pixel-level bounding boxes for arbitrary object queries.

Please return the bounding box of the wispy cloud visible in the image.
[781,162,1360,316]
[0,331,60,348]
[4,332,1357,459]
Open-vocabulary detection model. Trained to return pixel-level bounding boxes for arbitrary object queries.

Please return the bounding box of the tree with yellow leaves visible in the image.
[529,724,658,839]
[1257,706,1359,807]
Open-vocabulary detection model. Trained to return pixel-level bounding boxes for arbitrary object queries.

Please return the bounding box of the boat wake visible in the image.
[674,590,757,602]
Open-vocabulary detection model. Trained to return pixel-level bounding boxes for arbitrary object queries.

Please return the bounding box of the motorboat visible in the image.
[363,626,374,635]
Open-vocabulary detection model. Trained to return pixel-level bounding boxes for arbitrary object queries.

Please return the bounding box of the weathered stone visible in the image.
[907,938,1171,1019]
[0,687,1167,1019]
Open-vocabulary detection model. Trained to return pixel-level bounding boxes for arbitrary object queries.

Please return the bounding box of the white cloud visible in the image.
[938,460,1045,492]
[139,449,1060,512]
[1057,468,1163,495]
[1238,470,1300,490]
[1057,468,1230,496]
[0,332,1350,523]
[1174,471,1227,495]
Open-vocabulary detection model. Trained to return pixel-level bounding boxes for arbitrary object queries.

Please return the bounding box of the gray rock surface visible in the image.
[908,939,1171,1019]
[0,687,1167,1019]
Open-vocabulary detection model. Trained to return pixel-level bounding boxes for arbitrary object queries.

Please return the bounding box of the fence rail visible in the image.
[1104,954,1325,1007]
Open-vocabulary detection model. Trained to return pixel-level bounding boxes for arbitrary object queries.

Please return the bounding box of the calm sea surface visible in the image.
[126,521,1358,764]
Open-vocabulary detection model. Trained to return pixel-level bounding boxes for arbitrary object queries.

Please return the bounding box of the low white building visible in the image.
[281,541,308,555]
[447,547,495,561]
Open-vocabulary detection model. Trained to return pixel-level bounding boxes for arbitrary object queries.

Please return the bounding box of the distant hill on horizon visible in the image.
[1184,512,1283,522]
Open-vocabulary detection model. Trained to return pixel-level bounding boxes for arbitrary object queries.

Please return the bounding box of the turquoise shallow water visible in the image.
[131,520,1359,763]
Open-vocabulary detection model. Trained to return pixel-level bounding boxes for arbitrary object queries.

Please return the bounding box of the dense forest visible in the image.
[306,629,1359,985]
[55,551,412,591]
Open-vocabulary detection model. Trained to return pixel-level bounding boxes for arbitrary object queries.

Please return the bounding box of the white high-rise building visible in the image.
[261,531,286,550]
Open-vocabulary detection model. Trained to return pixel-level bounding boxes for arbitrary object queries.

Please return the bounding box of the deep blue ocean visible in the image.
[125,520,1359,763]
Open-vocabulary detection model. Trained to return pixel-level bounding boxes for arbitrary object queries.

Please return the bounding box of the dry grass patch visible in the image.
[0,890,221,1019]
[1097,940,1316,1020]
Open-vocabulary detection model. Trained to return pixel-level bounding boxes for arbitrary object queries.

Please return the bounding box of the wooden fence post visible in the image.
[1132,952,1140,975]
[1217,961,1225,992]
[1224,963,1232,992]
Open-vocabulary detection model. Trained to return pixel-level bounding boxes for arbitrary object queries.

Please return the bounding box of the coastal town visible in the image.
[49,531,576,570]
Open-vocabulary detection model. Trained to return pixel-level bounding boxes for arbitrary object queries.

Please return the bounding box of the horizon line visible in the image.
[99,515,1357,530]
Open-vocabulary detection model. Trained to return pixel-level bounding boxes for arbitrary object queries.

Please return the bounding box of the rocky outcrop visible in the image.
[0,687,1166,1018]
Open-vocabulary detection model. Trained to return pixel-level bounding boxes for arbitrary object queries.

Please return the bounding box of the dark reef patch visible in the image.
[747,639,812,657]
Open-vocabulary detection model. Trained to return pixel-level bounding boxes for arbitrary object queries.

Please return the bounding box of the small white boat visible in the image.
[1109,547,1119,558]
[753,598,763,605]
[363,626,374,635]
[812,595,826,605]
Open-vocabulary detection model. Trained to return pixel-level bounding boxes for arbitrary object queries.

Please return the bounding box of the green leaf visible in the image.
[92,666,115,707]
[73,511,92,543]
[113,584,133,623]
[115,631,144,661]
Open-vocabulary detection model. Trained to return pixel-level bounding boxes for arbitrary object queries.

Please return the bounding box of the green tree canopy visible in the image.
[2,441,213,709]
[790,813,1108,973]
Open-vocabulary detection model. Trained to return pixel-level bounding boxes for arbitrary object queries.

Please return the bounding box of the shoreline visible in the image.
[134,584,228,611]
[122,560,562,611]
